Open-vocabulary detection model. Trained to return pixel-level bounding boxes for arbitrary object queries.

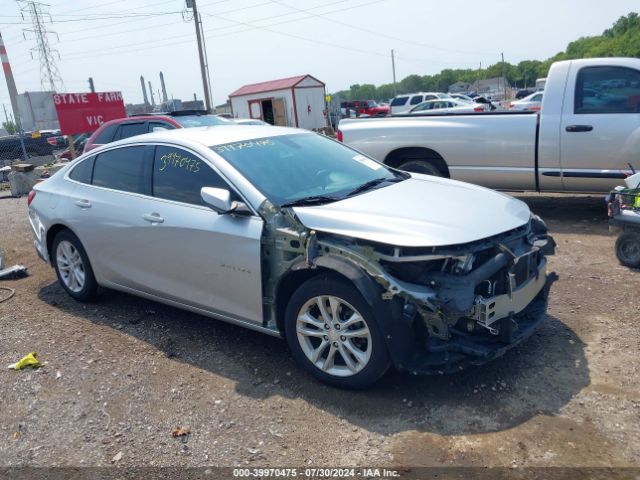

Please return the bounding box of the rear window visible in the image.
[68,156,94,184]
[173,115,232,128]
[390,97,408,107]
[117,123,147,140]
[93,123,118,144]
[92,146,148,194]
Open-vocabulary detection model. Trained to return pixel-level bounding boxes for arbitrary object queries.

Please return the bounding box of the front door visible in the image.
[560,64,640,192]
[138,145,264,324]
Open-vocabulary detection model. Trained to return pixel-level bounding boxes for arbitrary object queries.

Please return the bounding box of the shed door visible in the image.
[249,100,262,119]
[273,98,286,126]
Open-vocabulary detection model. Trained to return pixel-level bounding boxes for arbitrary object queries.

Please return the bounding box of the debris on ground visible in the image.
[0,265,28,280]
[0,286,15,303]
[7,352,47,370]
[171,426,191,438]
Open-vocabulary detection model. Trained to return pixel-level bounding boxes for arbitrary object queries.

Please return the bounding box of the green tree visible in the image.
[2,120,16,135]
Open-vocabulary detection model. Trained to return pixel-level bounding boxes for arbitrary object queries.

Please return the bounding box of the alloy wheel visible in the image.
[296,295,372,377]
[56,240,86,293]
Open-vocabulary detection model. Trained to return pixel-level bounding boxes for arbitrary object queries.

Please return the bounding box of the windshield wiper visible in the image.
[280,195,340,208]
[346,177,401,197]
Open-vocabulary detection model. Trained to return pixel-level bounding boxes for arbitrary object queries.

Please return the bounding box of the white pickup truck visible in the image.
[337,57,640,193]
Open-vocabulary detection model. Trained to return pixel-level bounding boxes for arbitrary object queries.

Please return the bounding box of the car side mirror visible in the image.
[201,187,252,216]
[201,187,232,214]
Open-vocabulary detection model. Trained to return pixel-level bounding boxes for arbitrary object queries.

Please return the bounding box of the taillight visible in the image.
[337,129,343,142]
[47,137,57,146]
[27,190,36,206]
[474,106,484,112]
[509,103,515,109]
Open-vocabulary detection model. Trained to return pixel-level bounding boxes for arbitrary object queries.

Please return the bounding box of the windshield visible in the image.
[174,115,232,128]
[212,134,402,206]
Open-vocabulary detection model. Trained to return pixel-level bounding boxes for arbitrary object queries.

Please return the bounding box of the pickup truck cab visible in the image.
[338,58,640,193]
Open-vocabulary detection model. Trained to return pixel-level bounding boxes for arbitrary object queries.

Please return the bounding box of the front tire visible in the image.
[284,274,390,388]
[52,230,99,301]
[615,231,640,268]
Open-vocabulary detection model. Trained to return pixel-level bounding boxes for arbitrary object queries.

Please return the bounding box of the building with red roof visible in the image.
[229,74,327,130]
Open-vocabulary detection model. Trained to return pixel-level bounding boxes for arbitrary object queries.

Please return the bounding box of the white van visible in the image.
[390,92,451,114]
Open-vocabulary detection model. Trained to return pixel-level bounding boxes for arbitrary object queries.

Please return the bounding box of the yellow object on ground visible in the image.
[7,352,46,370]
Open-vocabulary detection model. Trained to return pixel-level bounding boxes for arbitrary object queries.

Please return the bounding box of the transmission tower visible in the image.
[18,0,65,92]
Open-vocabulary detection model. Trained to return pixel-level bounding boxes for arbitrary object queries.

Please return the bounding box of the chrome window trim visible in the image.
[64,141,261,217]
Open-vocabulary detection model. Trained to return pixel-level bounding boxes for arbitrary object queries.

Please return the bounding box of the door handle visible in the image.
[142,213,164,224]
[565,124,593,132]
[74,199,91,208]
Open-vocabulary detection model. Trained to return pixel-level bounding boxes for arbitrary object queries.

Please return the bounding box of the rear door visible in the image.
[66,145,158,288]
[560,65,640,191]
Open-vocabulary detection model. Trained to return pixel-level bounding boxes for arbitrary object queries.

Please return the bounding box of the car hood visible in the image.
[292,175,530,247]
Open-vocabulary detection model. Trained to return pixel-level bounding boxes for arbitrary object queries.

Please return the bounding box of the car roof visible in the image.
[103,125,305,149]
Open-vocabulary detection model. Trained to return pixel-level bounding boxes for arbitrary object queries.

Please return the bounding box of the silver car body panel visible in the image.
[293,174,530,247]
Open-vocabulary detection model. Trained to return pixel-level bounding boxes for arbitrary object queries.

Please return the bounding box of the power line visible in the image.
[18,0,65,92]
[271,0,497,57]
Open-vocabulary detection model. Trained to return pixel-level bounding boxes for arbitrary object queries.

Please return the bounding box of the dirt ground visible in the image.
[0,191,639,473]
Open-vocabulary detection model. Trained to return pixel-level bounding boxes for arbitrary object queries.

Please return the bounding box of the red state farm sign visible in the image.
[53,92,126,135]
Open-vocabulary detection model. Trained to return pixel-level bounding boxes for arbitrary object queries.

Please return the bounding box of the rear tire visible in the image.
[615,232,640,268]
[284,274,390,389]
[397,159,444,177]
[52,230,99,301]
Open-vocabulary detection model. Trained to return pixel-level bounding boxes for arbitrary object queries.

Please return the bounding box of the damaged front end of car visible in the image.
[260,200,555,375]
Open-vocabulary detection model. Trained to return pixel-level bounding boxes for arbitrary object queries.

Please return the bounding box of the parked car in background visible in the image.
[233,118,269,125]
[337,57,640,194]
[84,110,232,152]
[509,92,543,111]
[58,134,90,160]
[407,98,487,114]
[340,100,389,117]
[27,125,553,388]
[389,92,451,114]
[449,93,475,103]
[0,132,58,161]
[515,88,536,99]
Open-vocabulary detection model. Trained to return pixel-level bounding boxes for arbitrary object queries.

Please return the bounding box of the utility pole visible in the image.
[88,77,95,93]
[187,0,212,112]
[391,49,397,96]
[501,52,507,100]
[0,31,28,159]
[2,104,8,124]
[18,1,65,92]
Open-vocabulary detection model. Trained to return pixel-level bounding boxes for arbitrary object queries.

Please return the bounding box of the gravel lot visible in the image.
[1,190,639,471]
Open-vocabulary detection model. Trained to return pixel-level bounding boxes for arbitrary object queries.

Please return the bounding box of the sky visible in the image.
[0,0,638,110]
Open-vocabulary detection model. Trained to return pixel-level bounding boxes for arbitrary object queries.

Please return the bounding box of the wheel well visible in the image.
[274,267,352,334]
[384,147,449,177]
[46,224,71,264]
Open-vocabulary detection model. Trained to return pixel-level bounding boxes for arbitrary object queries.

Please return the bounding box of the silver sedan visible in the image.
[28,126,553,388]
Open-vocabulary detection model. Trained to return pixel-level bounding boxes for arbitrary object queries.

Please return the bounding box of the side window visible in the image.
[410,95,423,105]
[152,146,230,206]
[68,156,95,184]
[424,95,437,101]
[116,122,147,140]
[390,96,408,107]
[575,66,640,114]
[93,124,118,144]
[92,146,149,194]
[149,122,175,133]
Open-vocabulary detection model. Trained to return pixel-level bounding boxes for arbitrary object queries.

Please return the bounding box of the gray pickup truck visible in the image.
[338,57,640,193]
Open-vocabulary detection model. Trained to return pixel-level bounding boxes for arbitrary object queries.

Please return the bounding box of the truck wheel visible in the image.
[615,232,640,268]
[52,230,99,301]
[284,274,390,389]
[397,159,444,177]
